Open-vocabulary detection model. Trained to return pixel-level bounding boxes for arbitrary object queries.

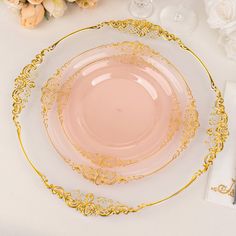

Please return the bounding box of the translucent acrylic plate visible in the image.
[41,41,199,185]
[12,19,228,216]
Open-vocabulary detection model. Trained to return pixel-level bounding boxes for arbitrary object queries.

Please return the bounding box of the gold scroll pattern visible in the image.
[211,179,235,198]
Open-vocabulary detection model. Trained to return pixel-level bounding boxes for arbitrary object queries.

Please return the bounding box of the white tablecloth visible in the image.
[1,1,236,236]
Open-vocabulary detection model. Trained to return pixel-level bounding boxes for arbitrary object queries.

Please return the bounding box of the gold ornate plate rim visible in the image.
[12,19,229,216]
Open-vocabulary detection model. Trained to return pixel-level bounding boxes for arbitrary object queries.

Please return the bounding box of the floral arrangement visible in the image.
[205,0,236,61]
[4,0,98,28]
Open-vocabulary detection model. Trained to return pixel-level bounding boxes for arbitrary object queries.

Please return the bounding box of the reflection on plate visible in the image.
[41,41,199,185]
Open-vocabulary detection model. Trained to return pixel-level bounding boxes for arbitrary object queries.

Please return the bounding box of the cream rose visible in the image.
[218,21,236,60]
[43,0,67,18]
[4,0,25,10]
[206,0,236,29]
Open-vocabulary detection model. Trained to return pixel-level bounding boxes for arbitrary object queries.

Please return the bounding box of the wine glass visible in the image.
[129,0,154,19]
[160,0,198,35]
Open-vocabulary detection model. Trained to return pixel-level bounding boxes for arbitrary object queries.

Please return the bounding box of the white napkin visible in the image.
[205,81,236,208]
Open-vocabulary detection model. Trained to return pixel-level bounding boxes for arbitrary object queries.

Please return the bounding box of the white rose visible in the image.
[43,0,67,18]
[218,21,236,60]
[205,0,214,10]
[205,0,236,29]
[4,0,22,10]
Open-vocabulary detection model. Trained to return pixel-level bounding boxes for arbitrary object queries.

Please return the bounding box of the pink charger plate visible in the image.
[41,41,199,185]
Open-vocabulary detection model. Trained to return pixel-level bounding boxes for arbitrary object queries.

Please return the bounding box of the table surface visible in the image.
[1,1,236,236]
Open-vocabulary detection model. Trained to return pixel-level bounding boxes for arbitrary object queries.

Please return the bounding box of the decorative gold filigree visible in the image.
[13,45,57,130]
[12,19,228,216]
[42,176,141,216]
[211,179,235,198]
[65,159,143,185]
